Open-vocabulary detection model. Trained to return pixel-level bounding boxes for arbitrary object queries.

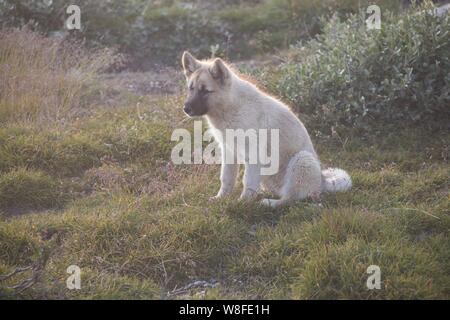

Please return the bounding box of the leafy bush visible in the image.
[274,4,450,132]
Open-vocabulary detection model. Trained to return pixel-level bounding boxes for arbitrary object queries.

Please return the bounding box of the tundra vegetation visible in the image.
[0,1,449,299]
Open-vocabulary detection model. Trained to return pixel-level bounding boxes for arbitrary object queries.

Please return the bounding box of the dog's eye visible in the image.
[201,87,213,95]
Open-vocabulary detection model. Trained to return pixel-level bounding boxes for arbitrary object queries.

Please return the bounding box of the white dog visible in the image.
[181,51,351,207]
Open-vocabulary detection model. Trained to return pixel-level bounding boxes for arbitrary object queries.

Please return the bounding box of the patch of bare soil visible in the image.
[103,53,284,97]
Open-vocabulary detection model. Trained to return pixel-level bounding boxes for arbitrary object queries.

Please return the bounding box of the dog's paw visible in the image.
[209,195,220,202]
[239,189,258,201]
[260,198,282,207]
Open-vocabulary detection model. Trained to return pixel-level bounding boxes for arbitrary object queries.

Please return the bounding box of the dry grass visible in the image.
[0,29,119,125]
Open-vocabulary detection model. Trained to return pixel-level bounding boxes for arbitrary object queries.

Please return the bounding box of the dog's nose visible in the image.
[183,104,192,115]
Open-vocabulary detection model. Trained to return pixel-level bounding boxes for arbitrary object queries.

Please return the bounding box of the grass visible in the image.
[0,29,449,299]
[0,168,65,212]
[0,30,118,124]
[0,103,448,299]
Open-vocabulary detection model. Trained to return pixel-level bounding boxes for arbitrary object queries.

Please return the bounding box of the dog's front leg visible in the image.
[211,162,239,200]
[240,163,261,200]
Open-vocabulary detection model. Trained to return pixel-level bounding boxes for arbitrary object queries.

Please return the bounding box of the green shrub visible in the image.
[275,5,450,132]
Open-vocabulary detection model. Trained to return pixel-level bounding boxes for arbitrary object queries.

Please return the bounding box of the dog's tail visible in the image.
[321,168,352,193]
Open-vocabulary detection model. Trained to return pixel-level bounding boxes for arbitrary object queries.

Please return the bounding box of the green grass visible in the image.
[0,96,448,299]
[0,168,65,212]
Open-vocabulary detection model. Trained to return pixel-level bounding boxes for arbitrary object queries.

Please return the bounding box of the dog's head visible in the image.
[181,51,231,117]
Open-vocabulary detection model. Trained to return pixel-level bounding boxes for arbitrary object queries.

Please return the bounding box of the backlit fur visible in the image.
[181,51,352,207]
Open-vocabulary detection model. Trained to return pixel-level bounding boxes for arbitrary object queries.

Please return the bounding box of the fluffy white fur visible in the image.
[182,51,352,207]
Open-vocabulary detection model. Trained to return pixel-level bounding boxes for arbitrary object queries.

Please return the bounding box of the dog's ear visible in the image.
[209,58,229,84]
[182,51,200,78]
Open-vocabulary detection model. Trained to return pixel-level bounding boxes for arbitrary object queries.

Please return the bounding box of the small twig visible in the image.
[0,246,52,292]
[181,187,202,208]
[272,55,287,63]
[9,274,37,292]
[160,259,173,287]
[0,266,32,281]
[167,280,219,297]
[0,263,42,292]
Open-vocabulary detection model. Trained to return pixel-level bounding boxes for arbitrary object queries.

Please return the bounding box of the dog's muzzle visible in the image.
[183,104,193,116]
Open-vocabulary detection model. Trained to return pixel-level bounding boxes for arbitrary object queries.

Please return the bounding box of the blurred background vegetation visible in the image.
[1,0,407,69]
